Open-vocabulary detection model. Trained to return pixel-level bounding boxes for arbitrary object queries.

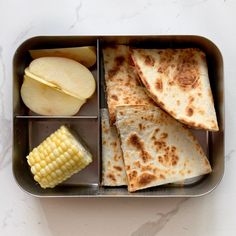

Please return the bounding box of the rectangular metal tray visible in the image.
[13,35,224,197]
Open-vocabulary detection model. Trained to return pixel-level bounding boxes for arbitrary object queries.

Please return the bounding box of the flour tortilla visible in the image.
[101,109,127,186]
[103,45,155,124]
[131,48,218,131]
[115,105,212,192]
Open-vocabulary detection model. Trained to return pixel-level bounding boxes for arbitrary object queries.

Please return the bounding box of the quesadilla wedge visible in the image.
[103,45,155,124]
[115,105,212,192]
[131,48,218,131]
[101,109,127,186]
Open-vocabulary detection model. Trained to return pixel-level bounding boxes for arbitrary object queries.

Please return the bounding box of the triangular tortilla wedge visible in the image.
[101,109,127,186]
[131,48,218,131]
[103,45,155,124]
[115,105,212,192]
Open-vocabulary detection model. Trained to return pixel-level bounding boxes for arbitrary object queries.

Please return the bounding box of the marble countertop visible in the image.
[0,0,235,235]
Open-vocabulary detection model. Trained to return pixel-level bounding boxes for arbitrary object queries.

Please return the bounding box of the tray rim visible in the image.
[12,34,225,198]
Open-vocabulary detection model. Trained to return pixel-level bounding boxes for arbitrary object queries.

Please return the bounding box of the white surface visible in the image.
[0,0,235,235]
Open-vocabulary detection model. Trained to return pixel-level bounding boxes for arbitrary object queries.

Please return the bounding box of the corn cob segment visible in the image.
[26,125,92,188]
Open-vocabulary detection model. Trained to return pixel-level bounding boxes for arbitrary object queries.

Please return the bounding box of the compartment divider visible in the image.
[15,115,98,119]
[97,38,102,191]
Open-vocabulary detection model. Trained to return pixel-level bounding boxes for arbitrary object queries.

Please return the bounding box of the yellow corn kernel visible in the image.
[45,155,51,163]
[67,148,74,155]
[53,149,60,157]
[40,160,47,168]
[34,163,41,171]
[26,125,92,188]
[49,153,56,161]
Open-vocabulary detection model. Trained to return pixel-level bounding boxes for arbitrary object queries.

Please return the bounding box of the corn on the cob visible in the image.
[26,125,92,188]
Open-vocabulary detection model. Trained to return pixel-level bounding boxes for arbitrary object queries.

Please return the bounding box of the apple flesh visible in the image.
[21,75,86,116]
[25,57,96,100]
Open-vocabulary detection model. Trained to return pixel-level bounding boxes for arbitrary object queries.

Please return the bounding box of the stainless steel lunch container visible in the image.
[13,35,224,197]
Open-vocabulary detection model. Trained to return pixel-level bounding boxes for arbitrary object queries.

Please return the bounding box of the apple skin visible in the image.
[29,46,96,68]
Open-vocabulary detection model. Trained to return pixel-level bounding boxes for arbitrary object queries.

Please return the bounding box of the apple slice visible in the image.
[25,57,96,100]
[29,46,96,68]
[21,75,86,116]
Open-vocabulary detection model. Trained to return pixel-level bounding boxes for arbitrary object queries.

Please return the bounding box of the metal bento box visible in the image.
[12,35,224,197]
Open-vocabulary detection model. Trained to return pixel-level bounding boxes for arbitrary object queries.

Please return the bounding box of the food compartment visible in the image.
[99,35,224,196]
[13,36,99,117]
[13,117,99,196]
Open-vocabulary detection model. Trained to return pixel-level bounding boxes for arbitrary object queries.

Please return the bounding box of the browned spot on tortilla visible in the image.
[189,96,194,103]
[157,49,175,75]
[151,128,160,141]
[113,166,122,171]
[107,55,126,79]
[138,173,156,187]
[111,94,118,101]
[138,123,145,131]
[126,165,131,171]
[186,107,194,116]
[176,72,199,89]
[108,68,119,78]
[134,161,141,168]
[114,155,120,162]
[128,133,152,163]
[144,55,155,66]
[102,140,106,145]
[160,174,165,179]
[160,133,168,139]
[154,140,167,150]
[115,56,125,67]
[141,165,153,172]
[128,133,143,150]
[155,78,163,91]
[174,50,200,90]
[157,145,179,167]
[168,80,174,86]
[187,170,192,174]
[129,170,137,180]
[176,100,180,106]
[111,141,117,147]
[141,151,152,163]
[157,67,164,73]
[198,92,202,97]
[107,173,116,182]
[164,154,169,163]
